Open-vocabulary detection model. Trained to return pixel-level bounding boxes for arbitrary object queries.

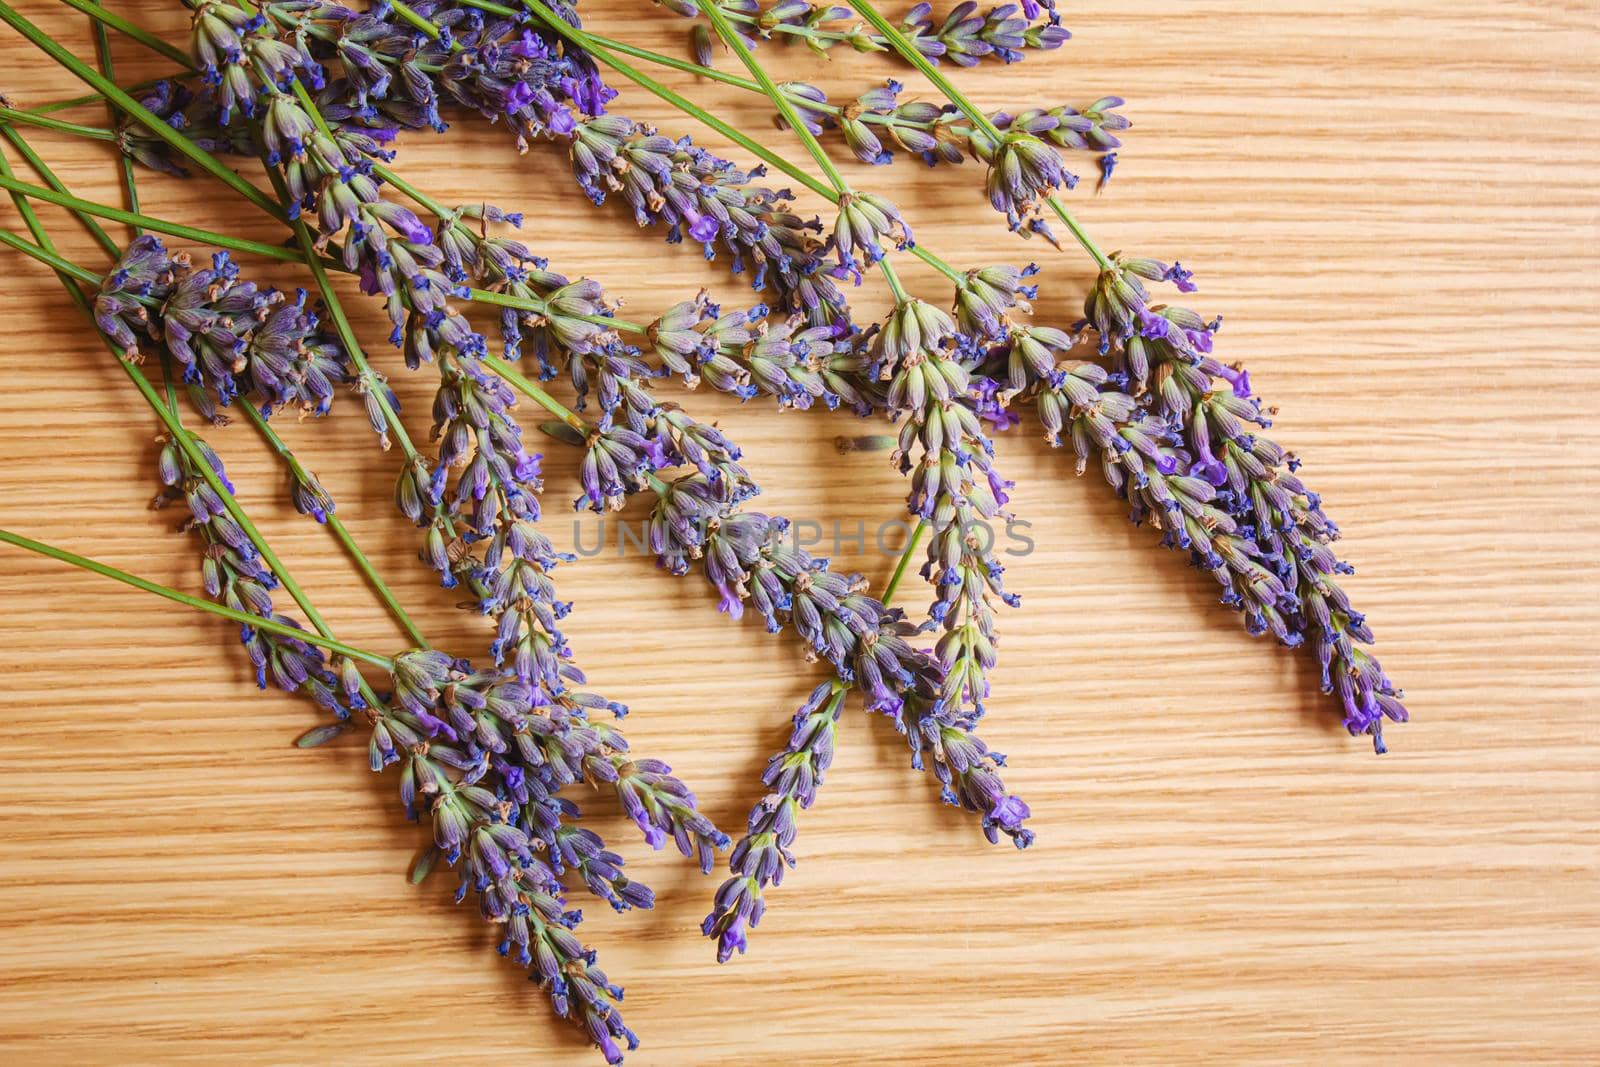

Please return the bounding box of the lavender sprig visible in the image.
[566,112,850,325]
[783,77,1125,173]
[874,298,1017,712]
[660,0,1069,67]
[702,681,842,960]
[643,291,871,411]
[94,233,350,419]
[1048,260,1408,750]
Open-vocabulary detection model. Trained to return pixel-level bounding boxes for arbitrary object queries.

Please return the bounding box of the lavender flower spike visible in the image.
[1012,258,1407,751]
[703,682,843,961]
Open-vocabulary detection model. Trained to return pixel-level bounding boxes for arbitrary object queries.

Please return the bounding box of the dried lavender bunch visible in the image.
[104,8,757,882]
[10,205,649,1048]
[72,232,738,1063]
[547,0,1406,749]
[90,198,972,966]
[93,204,738,868]
[6,0,1408,1017]
[103,3,810,757]
[183,2,607,693]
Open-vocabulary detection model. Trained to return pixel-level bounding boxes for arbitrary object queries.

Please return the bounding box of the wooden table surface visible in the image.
[0,1,1596,1062]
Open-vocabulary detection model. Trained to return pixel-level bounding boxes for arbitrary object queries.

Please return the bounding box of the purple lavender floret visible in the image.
[400,0,610,142]
[94,237,353,419]
[94,234,177,356]
[115,78,256,176]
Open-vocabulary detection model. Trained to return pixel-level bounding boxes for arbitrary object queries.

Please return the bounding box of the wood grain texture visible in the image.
[0,1,1596,1062]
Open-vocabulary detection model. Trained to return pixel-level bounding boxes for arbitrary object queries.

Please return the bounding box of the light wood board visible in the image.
[0,1,1596,1062]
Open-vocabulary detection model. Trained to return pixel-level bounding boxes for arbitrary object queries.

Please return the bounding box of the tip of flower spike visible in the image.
[293,722,345,748]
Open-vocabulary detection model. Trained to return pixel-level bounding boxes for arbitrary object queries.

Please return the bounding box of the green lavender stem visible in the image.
[0,529,393,667]
[0,135,121,257]
[91,0,145,238]
[0,227,102,285]
[239,403,432,649]
[24,71,198,117]
[387,0,445,40]
[0,105,118,141]
[0,2,284,220]
[0,120,658,335]
[881,519,930,605]
[700,1,851,191]
[56,0,193,66]
[0,171,299,261]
